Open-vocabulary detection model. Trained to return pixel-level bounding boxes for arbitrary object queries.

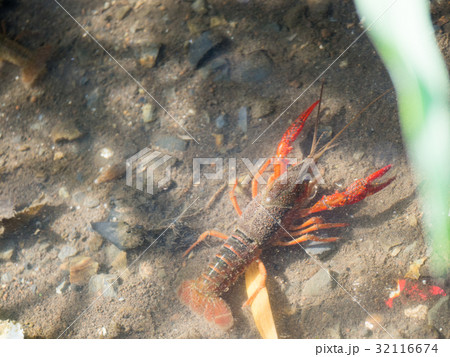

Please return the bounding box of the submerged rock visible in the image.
[69,256,99,285]
[88,274,119,298]
[233,50,273,83]
[0,320,24,339]
[188,31,223,68]
[302,269,336,297]
[91,221,144,251]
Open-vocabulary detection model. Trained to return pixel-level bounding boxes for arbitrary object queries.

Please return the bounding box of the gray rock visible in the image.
[304,241,335,258]
[88,274,118,298]
[238,107,248,133]
[1,272,12,283]
[91,221,144,251]
[56,280,68,295]
[138,44,161,68]
[115,5,131,21]
[251,99,274,118]
[188,31,223,68]
[0,243,14,261]
[58,245,78,261]
[302,269,336,297]
[154,135,187,152]
[428,296,449,337]
[191,0,207,15]
[233,50,273,83]
[215,114,227,129]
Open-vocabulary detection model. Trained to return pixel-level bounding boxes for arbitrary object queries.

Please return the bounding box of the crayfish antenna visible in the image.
[311,87,394,162]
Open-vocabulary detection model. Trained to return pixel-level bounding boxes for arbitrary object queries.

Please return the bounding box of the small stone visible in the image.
[139,261,153,280]
[142,104,155,123]
[88,273,118,298]
[317,125,333,142]
[55,280,68,294]
[304,241,335,258]
[50,122,83,143]
[53,151,64,160]
[407,215,418,227]
[233,50,273,83]
[69,256,99,285]
[85,198,99,208]
[58,245,77,261]
[115,5,131,20]
[352,151,364,161]
[404,304,428,320]
[91,222,144,251]
[427,296,449,337]
[99,148,113,159]
[339,59,348,69]
[58,187,70,199]
[210,15,227,28]
[138,44,161,68]
[95,164,125,184]
[405,257,426,280]
[18,145,30,152]
[188,31,223,68]
[0,320,24,339]
[320,28,331,39]
[1,272,12,283]
[0,245,14,261]
[111,251,127,275]
[306,0,331,22]
[212,133,224,148]
[390,246,402,257]
[302,269,335,297]
[251,99,274,118]
[238,107,248,133]
[191,0,207,15]
[154,135,187,152]
[215,114,227,129]
[87,234,103,252]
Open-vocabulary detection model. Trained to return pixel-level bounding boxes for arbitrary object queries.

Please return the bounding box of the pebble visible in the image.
[215,114,227,129]
[0,244,14,261]
[50,122,83,143]
[339,59,348,69]
[58,245,78,261]
[138,44,161,68]
[427,296,449,337]
[404,304,428,320]
[115,5,131,20]
[302,269,335,297]
[1,272,12,283]
[85,198,100,209]
[188,31,223,67]
[142,104,155,123]
[233,50,273,83]
[94,164,126,184]
[0,320,24,339]
[210,15,227,28]
[55,280,68,295]
[191,0,207,15]
[407,215,418,227]
[99,148,113,159]
[154,135,187,152]
[352,151,364,161]
[304,241,335,258]
[238,107,248,133]
[88,274,118,298]
[53,151,64,160]
[306,0,331,22]
[251,99,274,118]
[139,261,153,280]
[58,187,70,199]
[317,125,333,142]
[91,221,144,251]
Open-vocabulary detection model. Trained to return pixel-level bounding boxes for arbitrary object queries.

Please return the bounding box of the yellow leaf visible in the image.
[245,261,278,339]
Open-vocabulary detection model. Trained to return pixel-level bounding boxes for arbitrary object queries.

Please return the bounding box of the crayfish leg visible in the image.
[273,234,339,246]
[182,230,228,258]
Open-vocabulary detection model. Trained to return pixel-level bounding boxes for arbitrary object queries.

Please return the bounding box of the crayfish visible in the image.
[178,96,395,331]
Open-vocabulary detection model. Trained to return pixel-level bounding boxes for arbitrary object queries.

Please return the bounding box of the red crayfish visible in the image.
[178,97,395,330]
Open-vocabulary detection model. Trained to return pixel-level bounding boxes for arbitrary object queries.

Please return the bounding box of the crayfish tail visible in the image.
[178,280,233,330]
